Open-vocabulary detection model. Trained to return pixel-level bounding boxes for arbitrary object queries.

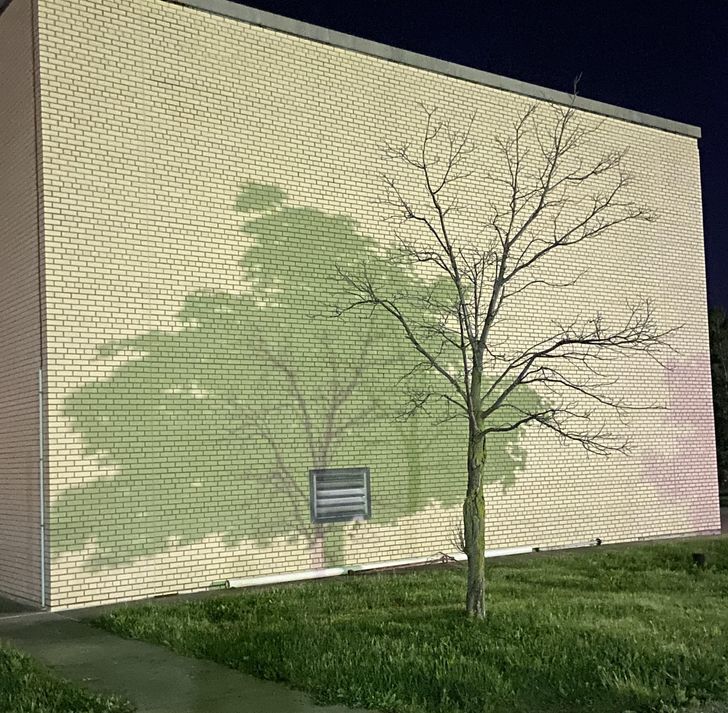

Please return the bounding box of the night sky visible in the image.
[228,0,727,309]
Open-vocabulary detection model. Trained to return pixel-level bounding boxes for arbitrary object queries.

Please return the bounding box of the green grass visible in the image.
[0,642,134,713]
[95,537,728,713]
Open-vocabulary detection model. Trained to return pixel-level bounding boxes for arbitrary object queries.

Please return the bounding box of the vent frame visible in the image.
[309,467,371,524]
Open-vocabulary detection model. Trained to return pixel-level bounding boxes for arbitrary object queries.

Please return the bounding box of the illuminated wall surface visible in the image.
[0,0,720,608]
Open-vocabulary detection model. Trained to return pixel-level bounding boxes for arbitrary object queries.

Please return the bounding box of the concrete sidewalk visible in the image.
[0,611,366,713]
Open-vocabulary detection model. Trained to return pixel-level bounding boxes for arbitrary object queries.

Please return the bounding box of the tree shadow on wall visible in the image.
[54,184,541,570]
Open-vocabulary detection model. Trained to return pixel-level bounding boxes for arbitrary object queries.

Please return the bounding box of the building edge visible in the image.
[0,0,48,608]
[164,0,701,139]
[30,0,49,609]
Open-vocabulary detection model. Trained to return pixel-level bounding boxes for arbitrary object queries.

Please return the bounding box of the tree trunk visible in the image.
[464,425,486,619]
[464,485,486,618]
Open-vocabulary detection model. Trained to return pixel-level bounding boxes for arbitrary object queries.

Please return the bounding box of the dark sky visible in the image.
[229,0,727,309]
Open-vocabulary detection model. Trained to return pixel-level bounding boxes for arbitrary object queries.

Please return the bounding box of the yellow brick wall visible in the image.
[34,0,719,608]
[0,0,45,606]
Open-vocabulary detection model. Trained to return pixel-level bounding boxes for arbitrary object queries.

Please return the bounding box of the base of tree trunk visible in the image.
[463,487,486,619]
[466,584,486,619]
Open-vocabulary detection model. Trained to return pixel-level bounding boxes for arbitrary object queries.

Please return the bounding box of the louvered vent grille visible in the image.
[310,467,371,523]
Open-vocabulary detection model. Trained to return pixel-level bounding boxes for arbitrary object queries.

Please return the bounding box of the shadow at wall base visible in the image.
[35,525,723,613]
[0,591,43,616]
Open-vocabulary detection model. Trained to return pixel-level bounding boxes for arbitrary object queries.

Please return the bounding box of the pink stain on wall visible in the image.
[643,355,720,533]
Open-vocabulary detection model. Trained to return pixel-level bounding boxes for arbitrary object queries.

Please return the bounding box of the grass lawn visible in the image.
[96,537,728,713]
[0,642,134,713]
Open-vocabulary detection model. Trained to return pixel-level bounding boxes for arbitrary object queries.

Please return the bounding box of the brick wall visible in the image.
[33,0,719,608]
[0,0,45,606]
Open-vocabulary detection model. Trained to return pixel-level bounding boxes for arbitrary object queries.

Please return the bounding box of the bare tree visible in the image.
[336,96,676,619]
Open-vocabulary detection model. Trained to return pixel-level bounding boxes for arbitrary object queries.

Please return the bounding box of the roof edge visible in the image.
[163,0,701,140]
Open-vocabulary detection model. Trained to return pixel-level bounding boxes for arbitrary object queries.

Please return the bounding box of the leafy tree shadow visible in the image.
[54,184,540,570]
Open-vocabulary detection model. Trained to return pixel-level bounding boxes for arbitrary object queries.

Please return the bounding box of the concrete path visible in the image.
[0,611,366,713]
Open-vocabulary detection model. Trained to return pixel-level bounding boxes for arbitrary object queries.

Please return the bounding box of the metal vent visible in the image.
[310,467,371,523]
